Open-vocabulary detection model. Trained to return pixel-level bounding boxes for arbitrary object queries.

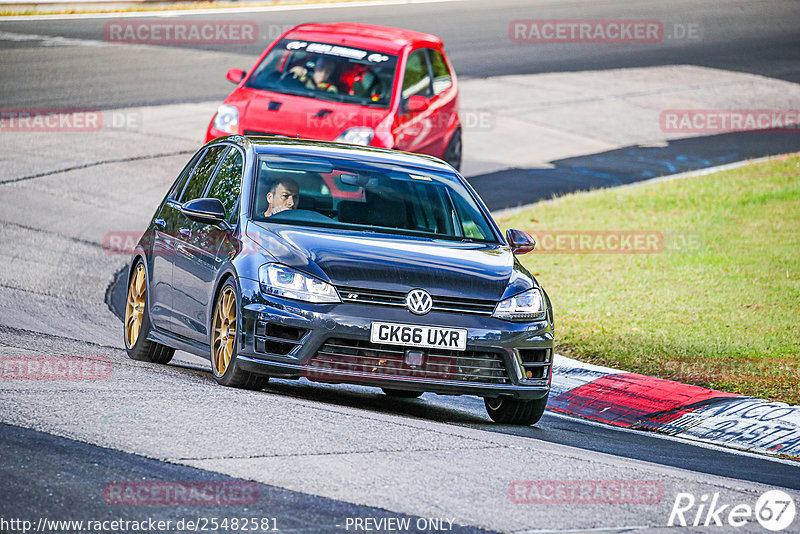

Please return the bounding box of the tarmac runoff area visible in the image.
[1,65,800,532]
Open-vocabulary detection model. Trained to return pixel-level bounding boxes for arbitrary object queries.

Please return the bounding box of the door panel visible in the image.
[172,220,224,342]
[172,146,243,343]
[148,149,206,331]
[149,201,181,330]
[168,145,229,341]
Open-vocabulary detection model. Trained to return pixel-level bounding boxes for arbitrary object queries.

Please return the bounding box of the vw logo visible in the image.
[406,289,433,315]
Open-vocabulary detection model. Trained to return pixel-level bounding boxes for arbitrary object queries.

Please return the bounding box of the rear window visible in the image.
[245,39,399,109]
[251,154,498,243]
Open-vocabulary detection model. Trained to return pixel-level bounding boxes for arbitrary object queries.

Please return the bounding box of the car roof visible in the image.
[220,136,454,173]
[284,23,444,55]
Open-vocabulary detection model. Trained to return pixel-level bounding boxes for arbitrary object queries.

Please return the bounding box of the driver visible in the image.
[264,178,299,217]
[289,56,339,93]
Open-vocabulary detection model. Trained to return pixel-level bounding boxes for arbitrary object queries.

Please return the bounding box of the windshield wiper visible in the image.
[311,92,350,104]
[354,98,387,108]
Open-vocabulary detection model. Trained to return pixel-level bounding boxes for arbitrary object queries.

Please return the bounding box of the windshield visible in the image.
[245,39,399,109]
[252,154,499,243]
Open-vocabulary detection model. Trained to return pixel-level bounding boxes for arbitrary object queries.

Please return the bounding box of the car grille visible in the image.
[307,338,511,384]
[335,285,497,316]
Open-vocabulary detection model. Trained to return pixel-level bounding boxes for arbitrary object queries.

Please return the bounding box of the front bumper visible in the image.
[236,278,553,400]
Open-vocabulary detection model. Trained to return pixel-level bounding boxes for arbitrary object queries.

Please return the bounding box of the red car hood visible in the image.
[232,88,391,140]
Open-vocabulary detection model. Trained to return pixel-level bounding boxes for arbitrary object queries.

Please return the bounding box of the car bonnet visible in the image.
[246,221,520,302]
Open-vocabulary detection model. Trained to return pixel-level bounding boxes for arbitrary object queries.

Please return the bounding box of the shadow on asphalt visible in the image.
[261,379,491,425]
[469,129,800,211]
[0,423,494,534]
[253,379,800,491]
[118,354,800,492]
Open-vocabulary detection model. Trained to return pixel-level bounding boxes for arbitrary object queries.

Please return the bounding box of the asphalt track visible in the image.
[2,0,799,206]
[1,0,799,109]
[2,0,800,532]
[1,424,490,533]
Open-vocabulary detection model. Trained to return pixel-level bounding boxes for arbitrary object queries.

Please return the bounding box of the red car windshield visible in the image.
[245,39,399,108]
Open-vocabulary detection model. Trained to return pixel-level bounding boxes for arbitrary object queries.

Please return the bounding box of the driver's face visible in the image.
[267,183,299,215]
[314,62,333,84]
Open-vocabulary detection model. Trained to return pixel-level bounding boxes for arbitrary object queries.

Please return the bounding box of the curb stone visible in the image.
[550,354,800,459]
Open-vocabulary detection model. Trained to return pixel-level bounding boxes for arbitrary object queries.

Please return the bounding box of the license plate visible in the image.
[370,322,467,351]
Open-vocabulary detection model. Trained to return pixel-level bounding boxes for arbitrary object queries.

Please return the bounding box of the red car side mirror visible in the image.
[506,229,536,255]
[407,95,431,113]
[226,68,246,84]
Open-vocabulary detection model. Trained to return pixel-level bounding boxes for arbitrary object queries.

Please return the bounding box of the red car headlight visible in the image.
[212,105,239,134]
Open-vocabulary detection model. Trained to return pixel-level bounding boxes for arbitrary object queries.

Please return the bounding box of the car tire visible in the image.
[381,388,424,398]
[211,279,269,390]
[124,260,175,364]
[443,128,462,171]
[484,394,548,425]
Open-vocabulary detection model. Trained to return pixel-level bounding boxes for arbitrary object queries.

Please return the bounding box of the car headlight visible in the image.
[212,105,239,134]
[492,288,545,321]
[335,127,374,146]
[258,264,340,304]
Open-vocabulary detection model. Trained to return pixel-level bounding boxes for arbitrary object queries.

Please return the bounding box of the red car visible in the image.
[206,23,462,170]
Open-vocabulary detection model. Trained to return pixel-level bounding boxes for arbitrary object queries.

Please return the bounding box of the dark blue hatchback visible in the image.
[125,136,553,425]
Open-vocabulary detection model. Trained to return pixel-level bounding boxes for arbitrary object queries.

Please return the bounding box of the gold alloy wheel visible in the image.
[212,286,237,376]
[124,264,146,349]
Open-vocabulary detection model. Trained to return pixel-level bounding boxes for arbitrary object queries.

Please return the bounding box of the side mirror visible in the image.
[226,68,246,84]
[506,228,535,255]
[406,95,431,113]
[181,198,228,226]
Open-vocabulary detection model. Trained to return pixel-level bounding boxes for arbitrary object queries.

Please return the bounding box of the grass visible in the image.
[497,154,800,404]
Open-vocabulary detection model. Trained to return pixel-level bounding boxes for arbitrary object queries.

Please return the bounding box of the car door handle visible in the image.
[179,227,191,237]
[154,218,166,228]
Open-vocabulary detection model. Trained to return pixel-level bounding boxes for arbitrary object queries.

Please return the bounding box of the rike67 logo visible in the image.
[668,490,796,531]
